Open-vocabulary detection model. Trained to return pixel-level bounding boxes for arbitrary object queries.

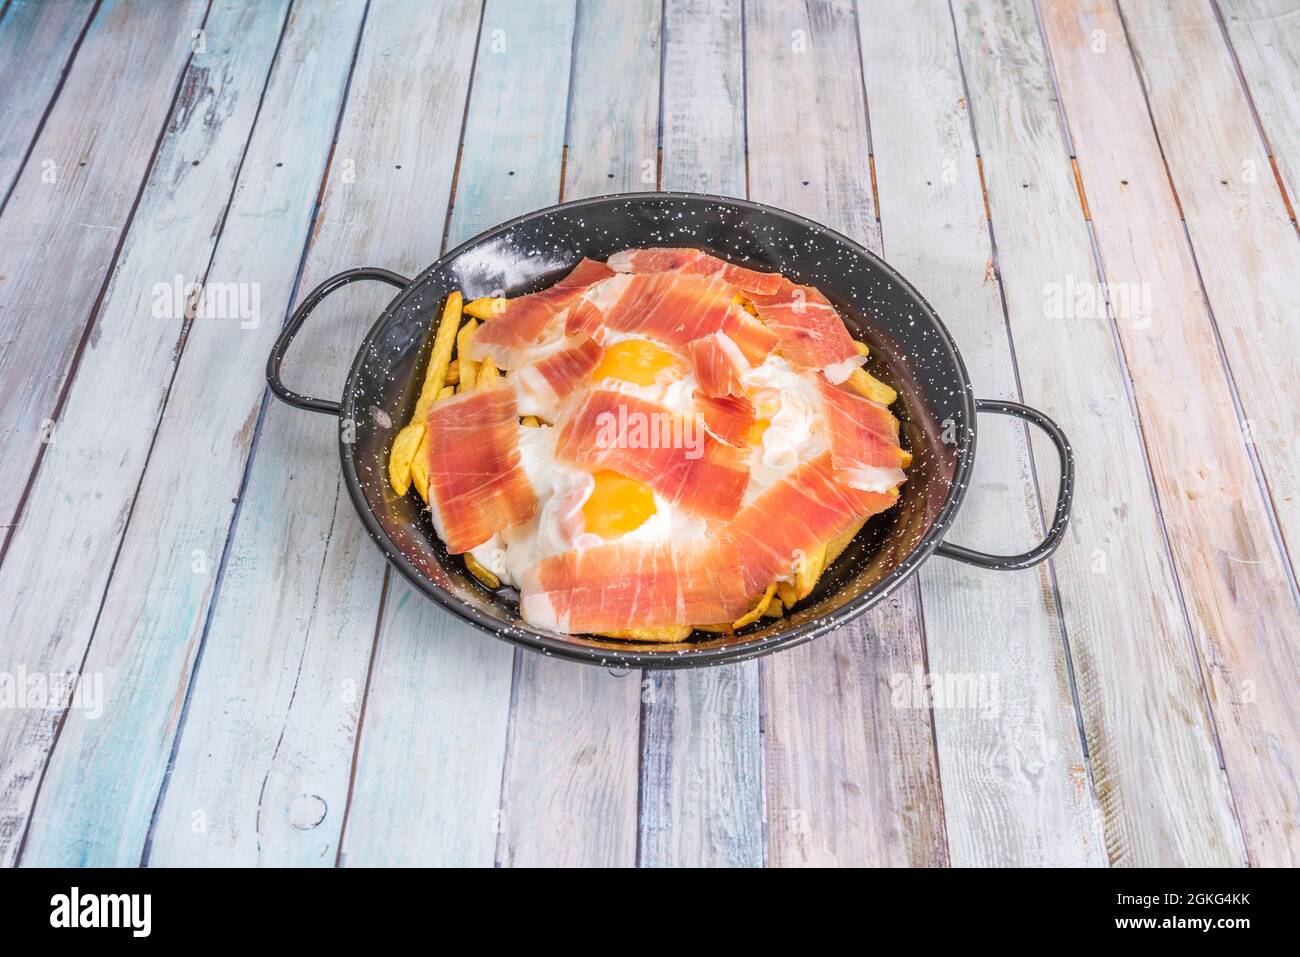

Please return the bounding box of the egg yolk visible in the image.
[583,470,657,539]
[592,339,684,386]
[747,418,771,445]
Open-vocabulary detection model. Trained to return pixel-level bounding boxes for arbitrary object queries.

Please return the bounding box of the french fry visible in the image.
[445,364,460,386]
[437,385,454,399]
[601,625,692,643]
[846,367,897,406]
[795,545,827,600]
[464,553,501,590]
[456,318,479,393]
[731,584,777,630]
[410,454,429,502]
[417,291,462,416]
[387,423,425,497]
[521,415,541,427]
[475,357,500,388]
[695,622,733,634]
[826,518,868,565]
[731,292,758,317]
[464,296,507,320]
[776,579,798,608]
[853,340,870,357]
[764,596,785,618]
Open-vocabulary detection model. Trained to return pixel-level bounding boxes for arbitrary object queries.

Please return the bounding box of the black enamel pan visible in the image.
[266,192,1073,667]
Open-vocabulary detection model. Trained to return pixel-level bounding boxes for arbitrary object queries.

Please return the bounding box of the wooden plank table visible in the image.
[0,0,1295,867]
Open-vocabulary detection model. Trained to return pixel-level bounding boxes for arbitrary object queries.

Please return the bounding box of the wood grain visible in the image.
[1219,0,1300,204]
[11,0,365,867]
[493,0,657,869]
[0,0,289,866]
[746,0,947,867]
[142,0,480,867]
[1041,0,1300,864]
[0,0,206,541]
[0,0,95,201]
[859,0,1101,866]
[340,0,577,868]
[954,0,1241,867]
[639,0,763,869]
[1118,0,1300,865]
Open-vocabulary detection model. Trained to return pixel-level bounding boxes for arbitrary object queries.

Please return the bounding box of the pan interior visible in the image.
[343,194,970,664]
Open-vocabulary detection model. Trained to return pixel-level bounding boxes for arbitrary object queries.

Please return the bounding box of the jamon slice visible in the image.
[564,297,605,340]
[686,331,749,396]
[514,336,604,413]
[518,538,752,633]
[607,247,785,296]
[595,272,737,349]
[749,281,865,382]
[817,377,908,492]
[554,389,749,520]
[694,392,757,447]
[468,258,612,368]
[720,307,779,365]
[724,452,898,594]
[424,385,537,553]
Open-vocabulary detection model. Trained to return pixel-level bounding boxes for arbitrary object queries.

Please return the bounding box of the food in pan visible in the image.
[387,248,909,640]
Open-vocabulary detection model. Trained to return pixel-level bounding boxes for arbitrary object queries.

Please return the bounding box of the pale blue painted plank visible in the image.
[145,0,481,867]
[15,0,368,867]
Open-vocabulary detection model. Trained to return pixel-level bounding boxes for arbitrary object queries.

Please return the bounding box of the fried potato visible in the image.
[847,367,897,406]
[410,454,429,502]
[456,318,479,393]
[731,292,758,317]
[827,518,868,565]
[465,296,507,320]
[795,545,827,600]
[732,584,778,630]
[601,625,693,643]
[464,553,501,590]
[764,596,785,618]
[389,292,463,495]
[475,357,500,388]
[437,385,454,399]
[521,415,541,427]
[445,364,460,386]
[854,340,870,357]
[776,579,798,609]
[387,422,425,497]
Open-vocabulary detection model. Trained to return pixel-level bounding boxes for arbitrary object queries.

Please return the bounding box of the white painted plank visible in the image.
[0,0,95,198]
[1220,0,1300,204]
[858,0,1101,867]
[745,0,948,867]
[495,0,657,869]
[639,0,763,870]
[956,0,1231,867]
[1119,0,1300,866]
[0,0,292,866]
[12,0,369,867]
[1040,0,1297,865]
[339,0,577,868]
[0,0,207,538]
[144,0,480,867]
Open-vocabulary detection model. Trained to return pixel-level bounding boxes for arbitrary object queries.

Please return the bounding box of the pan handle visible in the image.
[266,267,411,416]
[935,398,1074,570]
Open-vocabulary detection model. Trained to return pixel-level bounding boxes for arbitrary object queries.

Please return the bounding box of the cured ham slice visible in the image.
[694,392,757,447]
[469,258,613,368]
[817,377,908,492]
[724,452,898,594]
[564,297,605,340]
[519,538,752,633]
[595,272,737,349]
[720,307,779,365]
[607,247,785,296]
[554,389,749,520]
[686,331,749,396]
[424,385,537,553]
[514,336,603,412]
[749,281,865,382]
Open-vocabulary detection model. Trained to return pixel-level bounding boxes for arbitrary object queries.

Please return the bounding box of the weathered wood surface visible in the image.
[640,0,764,869]
[13,0,367,868]
[4,0,1299,868]
[1117,0,1300,866]
[746,0,948,867]
[1041,0,1299,865]
[0,0,95,202]
[954,0,1236,867]
[1220,0,1300,203]
[0,0,206,541]
[861,0,1101,867]
[148,0,478,867]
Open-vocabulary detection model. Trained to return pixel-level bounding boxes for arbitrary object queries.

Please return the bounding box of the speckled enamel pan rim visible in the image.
[338,190,977,668]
